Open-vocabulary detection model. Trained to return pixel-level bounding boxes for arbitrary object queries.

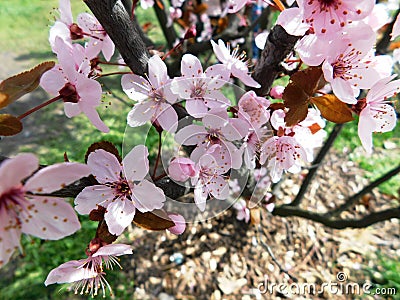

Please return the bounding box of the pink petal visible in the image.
[45,259,97,285]
[105,198,136,235]
[185,98,209,118]
[132,180,165,212]
[208,176,229,200]
[204,64,230,88]
[358,107,376,154]
[194,183,207,211]
[74,185,115,215]
[80,104,110,133]
[222,118,249,141]
[210,40,230,63]
[93,244,133,257]
[59,0,73,25]
[231,63,260,88]
[0,207,21,268]
[154,102,178,133]
[40,67,67,95]
[276,7,309,36]
[49,22,71,50]
[122,145,149,181]
[369,104,397,133]
[330,78,357,104]
[0,153,38,194]
[76,74,102,106]
[166,213,186,235]
[20,196,80,240]
[127,101,155,127]
[101,36,115,61]
[121,74,151,101]
[148,55,169,87]
[24,163,90,194]
[87,149,121,184]
[64,102,81,117]
[181,54,203,78]
[175,124,207,145]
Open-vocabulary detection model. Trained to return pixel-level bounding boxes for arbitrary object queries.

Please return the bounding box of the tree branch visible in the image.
[252,25,300,96]
[272,205,400,229]
[325,164,400,218]
[84,0,151,75]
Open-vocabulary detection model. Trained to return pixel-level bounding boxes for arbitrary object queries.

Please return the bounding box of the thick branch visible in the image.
[84,0,150,75]
[252,25,300,96]
[272,205,400,229]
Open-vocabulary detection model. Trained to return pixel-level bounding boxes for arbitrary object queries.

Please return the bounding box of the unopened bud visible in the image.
[183,25,197,40]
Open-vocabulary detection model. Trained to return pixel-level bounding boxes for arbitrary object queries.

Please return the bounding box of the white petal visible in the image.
[0,153,38,194]
[122,145,149,181]
[132,180,165,212]
[93,244,133,257]
[87,149,122,184]
[25,163,91,194]
[127,101,155,127]
[74,185,115,215]
[175,125,207,145]
[0,207,21,268]
[181,54,203,78]
[20,196,81,240]
[105,198,136,235]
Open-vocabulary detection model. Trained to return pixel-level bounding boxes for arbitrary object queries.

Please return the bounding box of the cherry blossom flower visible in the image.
[49,0,82,50]
[0,153,90,268]
[279,0,374,37]
[45,241,132,297]
[40,38,109,132]
[74,146,166,235]
[260,110,307,182]
[233,199,250,223]
[321,26,381,104]
[122,55,178,132]
[355,75,399,154]
[171,54,230,118]
[77,13,115,61]
[211,39,260,88]
[175,109,248,169]
[190,150,230,211]
[237,91,270,129]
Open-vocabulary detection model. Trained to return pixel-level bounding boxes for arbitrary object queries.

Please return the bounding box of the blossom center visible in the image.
[110,179,131,198]
[59,83,79,103]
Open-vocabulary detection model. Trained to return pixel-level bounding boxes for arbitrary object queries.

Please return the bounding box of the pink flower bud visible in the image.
[167,213,186,235]
[168,157,196,181]
[270,85,285,99]
[183,25,197,40]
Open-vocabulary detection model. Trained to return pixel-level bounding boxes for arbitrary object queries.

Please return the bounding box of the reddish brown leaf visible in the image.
[311,94,354,124]
[0,114,23,136]
[0,61,55,109]
[283,67,325,126]
[96,220,117,244]
[133,210,175,231]
[85,141,121,163]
